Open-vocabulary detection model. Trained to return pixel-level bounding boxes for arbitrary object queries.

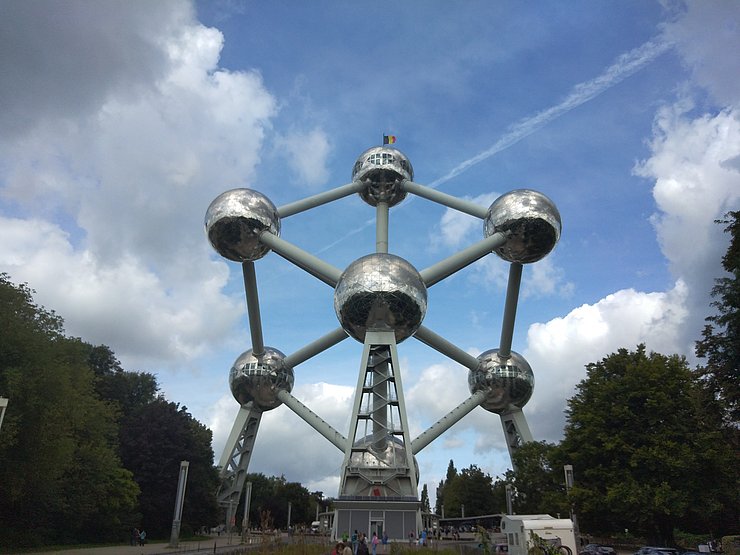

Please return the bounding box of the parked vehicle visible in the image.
[634,547,680,555]
[500,515,577,555]
[582,544,617,555]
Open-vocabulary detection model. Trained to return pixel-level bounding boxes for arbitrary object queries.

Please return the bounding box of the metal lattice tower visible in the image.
[205,145,561,538]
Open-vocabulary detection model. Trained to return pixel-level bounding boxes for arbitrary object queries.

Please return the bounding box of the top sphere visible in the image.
[205,188,280,262]
[352,147,413,207]
[229,347,294,411]
[484,189,561,264]
[468,349,534,414]
[334,253,427,343]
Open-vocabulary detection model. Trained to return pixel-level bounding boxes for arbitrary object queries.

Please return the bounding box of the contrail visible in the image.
[427,35,673,189]
[318,36,672,253]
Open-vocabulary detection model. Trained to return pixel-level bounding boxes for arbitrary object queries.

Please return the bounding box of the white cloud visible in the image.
[208,382,354,493]
[662,0,740,106]
[523,281,690,441]
[432,192,498,249]
[0,217,240,368]
[0,1,276,370]
[275,128,332,188]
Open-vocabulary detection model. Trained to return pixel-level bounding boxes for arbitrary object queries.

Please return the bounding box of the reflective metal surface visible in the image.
[334,253,427,343]
[468,349,534,413]
[205,188,281,261]
[349,435,418,477]
[484,189,561,264]
[352,147,413,207]
[229,347,294,411]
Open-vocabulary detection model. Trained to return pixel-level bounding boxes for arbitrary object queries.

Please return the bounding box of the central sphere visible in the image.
[468,349,534,414]
[229,347,294,411]
[352,147,413,207]
[334,253,427,343]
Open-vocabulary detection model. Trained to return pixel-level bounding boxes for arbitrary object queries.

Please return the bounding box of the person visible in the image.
[382,532,388,547]
[139,529,146,546]
[358,536,370,555]
[131,527,139,546]
[343,541,354,555]
[352,530,359,555]
[332,542,343,555]
[408,531,415,545]
[421,528,427,546]
[372,532,380,555]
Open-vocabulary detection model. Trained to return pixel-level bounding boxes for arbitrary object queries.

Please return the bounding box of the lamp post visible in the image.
[564,465,580,551]
[169,461,190,548]
[505,484,514,515]
[0,397,8,433]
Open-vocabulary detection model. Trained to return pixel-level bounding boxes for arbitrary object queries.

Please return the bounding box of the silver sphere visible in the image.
[334,253,427,343]
[468,349,534,414]
[349,435,419,484]
[229,347,294,411]
[352,146,413,207]
[205,188,280,262]
[484,189,561,264]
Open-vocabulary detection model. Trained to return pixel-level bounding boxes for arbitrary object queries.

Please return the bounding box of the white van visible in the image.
[500,514,578,555]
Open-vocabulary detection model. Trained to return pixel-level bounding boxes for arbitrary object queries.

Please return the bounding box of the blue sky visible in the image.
[1,1,739,504]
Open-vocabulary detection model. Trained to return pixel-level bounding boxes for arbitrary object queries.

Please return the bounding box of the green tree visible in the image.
[559,345,732,544]
[439,463,498,518]
[456,465,497,517]
[421,484,431,513]
[696,210,740,425]
[0,275,139,546]
[505,441,569,517]
[119,397,220,537]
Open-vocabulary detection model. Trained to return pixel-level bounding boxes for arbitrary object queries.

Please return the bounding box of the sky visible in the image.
[1,0,739,508]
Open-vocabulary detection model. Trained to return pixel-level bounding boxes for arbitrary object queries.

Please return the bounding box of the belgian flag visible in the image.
[383,135,396,145]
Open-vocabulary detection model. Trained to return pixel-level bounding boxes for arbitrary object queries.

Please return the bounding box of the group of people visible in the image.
[335,530,385,555]
[130,527,146,546]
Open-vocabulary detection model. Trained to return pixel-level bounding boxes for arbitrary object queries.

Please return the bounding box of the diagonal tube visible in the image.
[402,180,488,219]
[277,181,365,218]
[420,231,509,287]
[258,231,343,287]
[242,261,265,357]
[413,326,479,370]
[410,390,488,455]
[277,389,347,452]
[284,327,349,369]
[498,263,523,359]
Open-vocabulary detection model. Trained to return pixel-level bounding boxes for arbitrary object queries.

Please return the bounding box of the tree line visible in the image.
[0,273,332,549]
[435,212,739,546]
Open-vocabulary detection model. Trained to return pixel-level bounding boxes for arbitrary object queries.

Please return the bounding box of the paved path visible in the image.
[18,534,298,555]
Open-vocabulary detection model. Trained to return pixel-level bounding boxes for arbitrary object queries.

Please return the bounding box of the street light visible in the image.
[564,465,580,551]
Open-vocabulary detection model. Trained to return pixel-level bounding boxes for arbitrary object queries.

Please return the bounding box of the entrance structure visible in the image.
[205,146,561,538]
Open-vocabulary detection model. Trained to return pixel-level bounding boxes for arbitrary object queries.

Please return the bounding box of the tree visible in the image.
[0,275,139,546]
[438,462,498,518]
[435,459,458,515]
[456,465,497,517]
[505,441,569,517]
[559,345,735,544]
[696,210,740,425]
[420,484,431,513]
[119,398,220,537]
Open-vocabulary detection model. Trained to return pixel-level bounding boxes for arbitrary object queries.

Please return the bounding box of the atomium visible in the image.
[484,189,561,264]
[334,253,427,343]
[468,349,534,413]
[352,146,413,207]
[205,188,281,262]
[229,347,294,411]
